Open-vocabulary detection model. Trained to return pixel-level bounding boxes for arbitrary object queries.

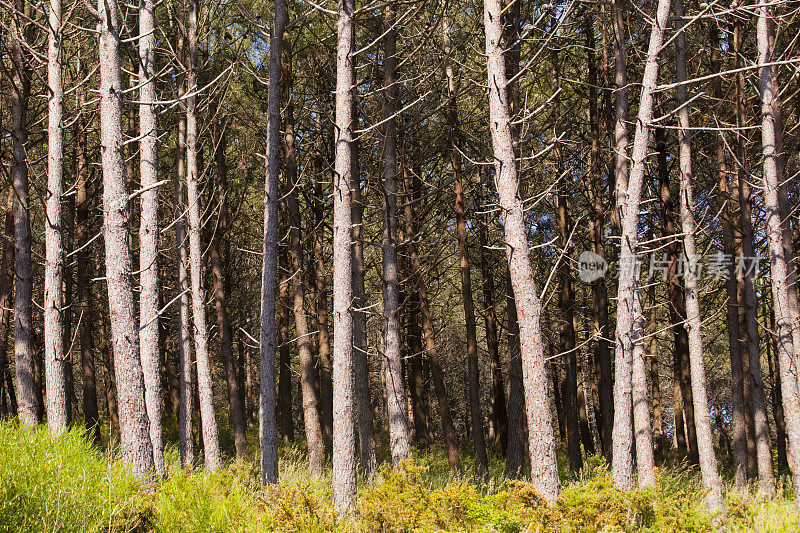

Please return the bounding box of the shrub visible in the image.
[0,420,141,532]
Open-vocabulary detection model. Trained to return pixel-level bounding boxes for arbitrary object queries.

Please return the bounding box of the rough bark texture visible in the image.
[97,0,155,478]
[757,3,800,510]
[333,0,358,513]
[138,0,164,474]
[10,0,35,427]
[174,72,195,468]
[44,0,68,432]
[381,0,412,466]
[612,0,670,492]
[675,0,723,511]
[259,0,287,485]
[484,0,559,501]
[351,109,377,476]
[288,144,326,476]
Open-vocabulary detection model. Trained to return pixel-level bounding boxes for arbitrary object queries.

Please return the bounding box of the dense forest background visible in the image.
[1,0,800,527]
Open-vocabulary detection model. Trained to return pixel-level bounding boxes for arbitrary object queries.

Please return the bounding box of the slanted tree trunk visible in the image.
[259,0,287,485]
[381,0,412,466]
[767,301,790,474]
[44,0,67,431]
[10,0,35,427]
[484,0,559,501]
[674,0,723,511]
[757,3,800,510]
[96,0,155,478]
[138,0,164,474]
[505,273,527,477]
[332,0,358,513]
[611,0,670,492]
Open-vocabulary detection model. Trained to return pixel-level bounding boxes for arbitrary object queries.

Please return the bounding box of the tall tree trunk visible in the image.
[333,0,358,513]
[313,182,334,453]
[585,10,613,461]
[288,139,326,477]
[277,258,294,442]
[404,171,460,471]
[674,0,723,511]
[0,189,15,420]
[97,0,155,478]
[648,282,663,449]
[557,172,582,473]
[44,0,67,431]
[732,17,774,492]
[210,111,247,460]
[611,0,669,492]
[10,0,35,427]
[138,0,164,474]
[484,0,559,501]
[505,273,526,476]
[259,0,287,485]
[757,3,800,510]
[444,1,487,476]
[381,0,412,466]
[351,99,377,476]
[478,188,507,453]
[767,300,790,474]
[175,72,195,468]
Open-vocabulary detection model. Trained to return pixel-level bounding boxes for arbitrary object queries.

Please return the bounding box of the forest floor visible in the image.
[0,419,797,532]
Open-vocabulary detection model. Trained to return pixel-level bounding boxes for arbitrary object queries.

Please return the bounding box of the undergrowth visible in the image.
[0,419,796,532]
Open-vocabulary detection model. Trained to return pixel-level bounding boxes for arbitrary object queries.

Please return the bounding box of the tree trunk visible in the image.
[505,273,527,476]
[767,301,790,474]
[259,0,287,485]
[174,70,195,468]
[0,188,15,420]
[648,283,663,449]
[351,100,377,476]
[313,182,334,454]
[757,3,800,510]
[381,0,412,466]
[586,10,613,462]
[675,0,723,511]
[10,0,35,427]
[210,111,247,461]
[333,0,358,513]
[611,0,670,492]
[288,141,327,477]
[484,0,559,501]
[277,258,294,442]
[557,174,582,473]
[97,0,155,478]
[733,17,774,492]
[404,171,460,471]
[44,0,68,432]
[138,0,164,474]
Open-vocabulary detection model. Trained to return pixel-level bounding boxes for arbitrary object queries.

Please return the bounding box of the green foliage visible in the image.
[0,421,796,532]
[0,419,141,532]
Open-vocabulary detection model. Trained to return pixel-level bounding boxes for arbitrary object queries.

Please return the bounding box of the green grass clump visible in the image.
[0,420,141,532]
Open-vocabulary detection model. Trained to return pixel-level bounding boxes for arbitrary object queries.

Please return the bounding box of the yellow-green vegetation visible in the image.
[0,420,796,532]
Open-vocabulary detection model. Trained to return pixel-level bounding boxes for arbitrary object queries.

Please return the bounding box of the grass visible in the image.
[0,419,796,532]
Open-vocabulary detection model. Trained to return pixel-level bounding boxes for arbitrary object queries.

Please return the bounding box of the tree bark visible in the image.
[44,0,68,432]
[333,0,358,513]
[97,0,155,478]
[484,0,559,501]
[505,273,526,476]
[138,0,164,474]
[10,0,35,427]
[259,0,287,485]
[0,188,15,420]
[351,100,377,476]
[611,0,670,492]
[757,3,800,510]
[288,139,326,477]
[675,0,723,511]
[313,181,334,454]
[381,0,412,466]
